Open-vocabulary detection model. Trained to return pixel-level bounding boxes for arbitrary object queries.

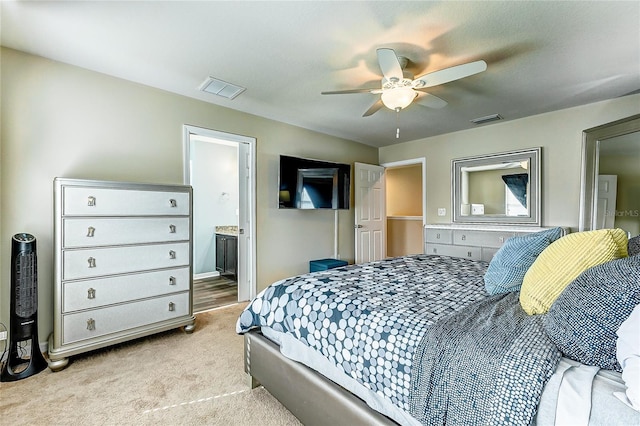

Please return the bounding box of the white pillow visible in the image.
[615,303,640,411]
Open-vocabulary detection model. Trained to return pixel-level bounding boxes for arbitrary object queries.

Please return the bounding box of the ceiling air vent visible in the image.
[199,77,246,100]
[470,114,503,125]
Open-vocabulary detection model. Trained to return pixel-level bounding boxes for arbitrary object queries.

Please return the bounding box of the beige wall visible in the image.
[386,219,423,257]
[385,165,422,216]
[379,94,640,227]
[0,48,378,339]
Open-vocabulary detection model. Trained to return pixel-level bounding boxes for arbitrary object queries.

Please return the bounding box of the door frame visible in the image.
[380,157,427,228]
[182,124,257,302]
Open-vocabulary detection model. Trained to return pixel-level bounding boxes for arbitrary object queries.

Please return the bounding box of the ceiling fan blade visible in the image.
[377,48,403,82]
[363,99,384,117]
[415,92,448,109]
[321,88,380,95]
[413,60,487,88]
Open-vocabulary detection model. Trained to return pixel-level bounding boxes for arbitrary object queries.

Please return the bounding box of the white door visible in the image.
[596,175,618,229]
[354,163,386,263]
[237,141,253,301]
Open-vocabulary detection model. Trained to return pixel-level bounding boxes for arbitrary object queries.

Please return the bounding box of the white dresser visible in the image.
[424,224,566,262]
[49,178,196,371]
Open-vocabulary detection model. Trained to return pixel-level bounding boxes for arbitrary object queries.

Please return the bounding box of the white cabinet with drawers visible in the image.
[424,224,566,262]
[49,178,196,371]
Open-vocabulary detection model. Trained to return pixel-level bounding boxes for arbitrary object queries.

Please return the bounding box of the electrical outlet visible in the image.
[0,331,7,341]
[437,208,446,217]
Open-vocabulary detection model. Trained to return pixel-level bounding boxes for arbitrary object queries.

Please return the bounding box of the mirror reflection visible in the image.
[580,114,640,237]
[594,132,640,235]
[453,148,540,225]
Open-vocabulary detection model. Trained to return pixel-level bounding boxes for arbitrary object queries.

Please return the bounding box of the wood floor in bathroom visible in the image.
[193,275,238,313]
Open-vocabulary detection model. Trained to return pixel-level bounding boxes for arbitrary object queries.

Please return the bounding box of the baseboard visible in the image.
[194,271,220,280]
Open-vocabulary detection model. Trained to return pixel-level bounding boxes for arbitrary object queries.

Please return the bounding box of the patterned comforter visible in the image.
[236,254,489,411]
[409,291,561,425]
[237,255,563,424]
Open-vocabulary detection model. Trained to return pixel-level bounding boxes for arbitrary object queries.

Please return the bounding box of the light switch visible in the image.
[437,208,446,216]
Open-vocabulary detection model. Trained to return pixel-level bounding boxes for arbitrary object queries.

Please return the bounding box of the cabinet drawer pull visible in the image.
[169,224,176,233]
[169,199,177,207]
[87,196,96,207]
[436,233,441,239]
[87,226,95,237]
[87,288,96,299]
[499,237,505,243]
[467,251,473,257]
[169,250,176,259]
[461,234,467,241]
[432,248,438,254]
[88,257,96,268]
[86,318,96,331]
[169,276,176,285]
[168,302,175,312]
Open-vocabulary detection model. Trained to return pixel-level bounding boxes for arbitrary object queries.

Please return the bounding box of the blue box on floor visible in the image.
[309,258,348,272]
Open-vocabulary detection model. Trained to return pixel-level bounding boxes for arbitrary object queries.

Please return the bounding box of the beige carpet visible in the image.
[0,303,301,425]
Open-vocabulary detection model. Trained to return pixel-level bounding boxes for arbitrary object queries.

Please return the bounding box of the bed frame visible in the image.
[244,330,397,425]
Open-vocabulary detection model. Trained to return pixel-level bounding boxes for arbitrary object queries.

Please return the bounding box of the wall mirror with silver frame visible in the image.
[452,148,541,225]
[580,114,640,237]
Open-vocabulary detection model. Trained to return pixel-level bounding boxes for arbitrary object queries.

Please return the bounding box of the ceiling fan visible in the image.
[322,48,487,117]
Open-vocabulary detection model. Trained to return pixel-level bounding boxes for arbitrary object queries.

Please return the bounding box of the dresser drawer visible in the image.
[63,267,190,312]
[62,292,190,344]
[63,242,189,280]
[481,247,499,262]
[452,230,515,248]
[425,229,453,244]
[62,186,190,216]
[63,217,190,248]
[425,243,481,260]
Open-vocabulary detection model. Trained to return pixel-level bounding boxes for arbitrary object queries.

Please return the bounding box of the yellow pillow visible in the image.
[520,228,628,315]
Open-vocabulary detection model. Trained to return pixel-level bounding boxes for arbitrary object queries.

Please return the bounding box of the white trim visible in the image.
[194,271,220,280]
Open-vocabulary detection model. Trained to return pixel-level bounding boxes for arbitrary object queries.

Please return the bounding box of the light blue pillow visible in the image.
[484,227,563,295]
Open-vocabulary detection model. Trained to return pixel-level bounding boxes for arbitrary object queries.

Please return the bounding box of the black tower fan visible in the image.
[1,233,48,381]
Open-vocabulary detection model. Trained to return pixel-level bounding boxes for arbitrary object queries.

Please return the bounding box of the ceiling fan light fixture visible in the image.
[381,87,417,110]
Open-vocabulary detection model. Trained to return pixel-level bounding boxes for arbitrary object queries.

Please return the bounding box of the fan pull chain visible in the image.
[395,107,401,139]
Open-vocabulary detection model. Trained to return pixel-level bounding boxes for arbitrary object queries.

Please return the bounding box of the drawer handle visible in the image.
[88,257,96,268]
[499,237,505,243]
[461,235,467,241]
[86,318,96,331]
[169,276,176,285]
[432,248,438,254]
[168,302,175,312]
[169,250,176,259]
[467,251,473,257]
[87,196,96,207]
[436,233,441,239]
[169,199,177,207]
[87,288,96,299]
[87,226,95,237]
[169,224,176,233]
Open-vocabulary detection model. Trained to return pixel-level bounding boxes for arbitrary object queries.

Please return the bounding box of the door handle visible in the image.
[355,224,363,229]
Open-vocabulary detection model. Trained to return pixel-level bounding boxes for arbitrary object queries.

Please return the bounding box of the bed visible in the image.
[237,228,640,425]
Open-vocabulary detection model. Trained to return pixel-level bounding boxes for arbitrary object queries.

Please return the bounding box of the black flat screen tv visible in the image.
[278,155,351,209]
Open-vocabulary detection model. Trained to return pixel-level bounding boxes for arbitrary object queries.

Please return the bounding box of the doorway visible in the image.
[384,161,425,257]
[183,125,256,312]
[354,158,426,264]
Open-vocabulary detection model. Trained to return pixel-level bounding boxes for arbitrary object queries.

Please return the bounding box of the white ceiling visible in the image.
[1,1,639,148]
